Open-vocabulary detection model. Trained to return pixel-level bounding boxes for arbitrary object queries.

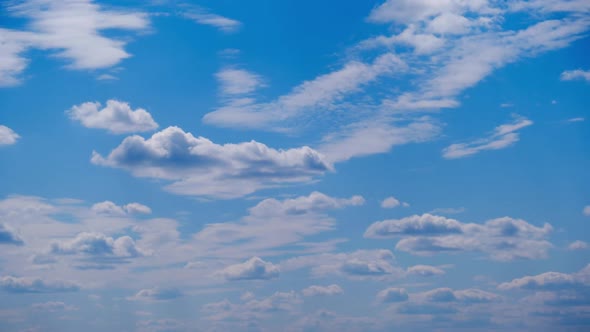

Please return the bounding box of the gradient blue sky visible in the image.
[0,0,589,331]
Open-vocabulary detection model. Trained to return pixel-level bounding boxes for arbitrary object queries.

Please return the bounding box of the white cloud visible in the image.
[367,0,494,25]
[302,284,343,297]
[377,287,409,303]
[583,205,590,216]
[220,257,280,281]
[365,214,553,261]
[560,69,590,82]
[128,287,182,302]
[566,117,584,123]
[31,301,77,312]
[203,53,406,129]
[420,287,500,303]
[0,0,149,86]
[380,196,409,209]
[50,232,147,262]
[183,11,241,33]
[92,126,333,198]
[442,115,533,159]
[91,201,151,216]
[67,100,158,134]
[568,240,588,250]
[406,265,445,277]
[0,275,79,293]
[0,125,20,145]
[216,68,265,95]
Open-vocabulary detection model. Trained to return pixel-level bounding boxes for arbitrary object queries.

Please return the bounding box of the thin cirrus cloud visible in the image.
[182,9,241,33]
[0,0,149,87]
[66,100,159,134]
[91,126,333,199]
[442,115,533,159]
[0,125,20,146]
[364,213,553,261]
[216,68,265,95]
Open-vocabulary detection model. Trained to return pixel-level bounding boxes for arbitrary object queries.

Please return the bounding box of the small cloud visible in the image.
[568,240,588,251]
[0,125,20,146]
[377,287,408,303]
[128,287,182,302]
[584,205,590,216]
[97,74,118,81]
[428,207,466,215]
[560,69,590,82]
[183,10,241,33]
[381,196,409,209]
[220,257,280,281]
[0,276,79,293]
[500,103,514,108]
[66,100,158,134]
[302,284,343,297]
[566,117,584,123]
[551,100,558,105]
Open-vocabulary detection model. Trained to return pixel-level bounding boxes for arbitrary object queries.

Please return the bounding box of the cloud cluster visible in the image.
[67,100,158,134]
[92,126,332,198]
[365,214,553,260]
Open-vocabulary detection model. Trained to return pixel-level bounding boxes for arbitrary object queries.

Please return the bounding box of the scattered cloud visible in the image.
[583,205,590,216]
[406,265,445,277]
[128,287,182,302]
[568,240,588,250]
[365,214,553,260]
[302,284,343,297]
[442,115,533,159]
[566,117,585,123]
[91,201,151,216]
[92,126,333,198]
[67,100,158,134]
[31,301,77,312]
[0,125,20,146]
[220,257,280,281]
[377,287,409,303]
[381,196,409,209]
[498,264,590,290]
[0,276,79,293]
[561,69,590,82]
[183,11,241,33]
[216,68,265,95]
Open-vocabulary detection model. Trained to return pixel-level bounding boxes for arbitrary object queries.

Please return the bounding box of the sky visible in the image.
[0,0,589,331]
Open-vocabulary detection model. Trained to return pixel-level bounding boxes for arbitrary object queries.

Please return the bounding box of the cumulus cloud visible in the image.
[365,214,553,261]
[0,276,79,293]
[421,287,500,303]
[92,126,332,198]
[0,223,24,245]
[281,249,401,280]
[0,0,149,86]
[377,287,409,303]
[442,115,533,159]
[568,240,588,250]
[498,264,590,291]
[128,287,183,302]
[67,100,158,134]
[220,257,280,281]
[0,125,20,145]
[216,68,265,95]
[91,201,151,216]
[561,69,590,82]
[380,196,409,209]
[50,232,147,265]
[302,284,343,297]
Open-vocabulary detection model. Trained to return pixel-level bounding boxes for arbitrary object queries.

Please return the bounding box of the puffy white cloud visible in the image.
[568,240,588,250]
[0,223,24,245]
[128,287,182,301]
[220,257,280,281]
[92,126,333,198]
[0,276,79,293]
[50,232,147,261]
[0,125,20,145]
[377,287,409,303]
[302,284,343,297]
[442,115,533,159]
[0,0,149,86]
[365,214,553,261]
[368,0,494,25]
[381,196,408,208]
[216,68,264,95]
[250,191,364,217]
[91,201,151,216]
[67,100,158,134]
[561,69,590,82]
[406,265,445,277]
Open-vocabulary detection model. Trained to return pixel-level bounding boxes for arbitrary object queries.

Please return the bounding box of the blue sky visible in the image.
[0,0,589,331]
